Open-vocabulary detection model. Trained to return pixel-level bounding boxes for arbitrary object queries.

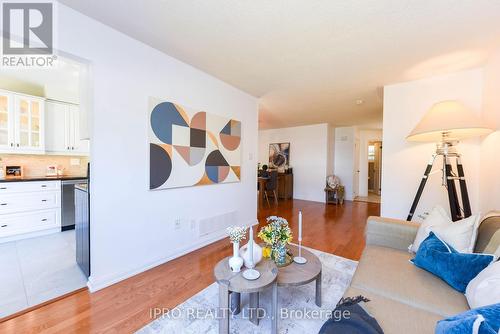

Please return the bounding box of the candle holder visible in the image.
[243,226,261,280]
[294,210,307,264]
[242,268,261,280]
[293,239,307,264]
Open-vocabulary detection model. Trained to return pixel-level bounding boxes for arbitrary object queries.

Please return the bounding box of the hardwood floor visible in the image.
[0,199,379,333]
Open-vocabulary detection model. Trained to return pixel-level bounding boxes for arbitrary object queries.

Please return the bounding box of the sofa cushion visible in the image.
[350,245,469,317]
[475,214,500,254]
[411,232,494,293]
[344,286,443,334]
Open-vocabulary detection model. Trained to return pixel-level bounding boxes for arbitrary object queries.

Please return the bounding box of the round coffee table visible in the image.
[278,244,322,306]
[214,257,278,334]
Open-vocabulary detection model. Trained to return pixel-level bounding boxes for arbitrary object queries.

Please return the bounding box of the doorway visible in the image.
[368,141,382,196]
[0,55,91,319]
[355,140,382,204]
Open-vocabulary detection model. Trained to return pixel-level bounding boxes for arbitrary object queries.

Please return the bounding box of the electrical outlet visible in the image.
[70,158,80,166]
[174,218,182,230]
[190,219,196,230]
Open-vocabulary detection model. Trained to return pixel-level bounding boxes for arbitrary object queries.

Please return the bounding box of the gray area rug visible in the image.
[138,247,357,334]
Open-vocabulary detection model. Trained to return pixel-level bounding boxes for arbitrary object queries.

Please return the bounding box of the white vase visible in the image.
[239,239,263,269]
[229,242,244,272]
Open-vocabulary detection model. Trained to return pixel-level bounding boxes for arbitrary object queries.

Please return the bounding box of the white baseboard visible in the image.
[87,219,258,292]
[293,196,326,204]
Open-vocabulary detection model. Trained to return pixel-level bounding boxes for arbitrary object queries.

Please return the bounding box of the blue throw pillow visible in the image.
[435,303,500,334]
[411,232,494,293]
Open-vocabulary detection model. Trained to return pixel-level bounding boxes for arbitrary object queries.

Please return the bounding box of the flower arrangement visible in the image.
[226,226,248,244]
[258,216,293,266]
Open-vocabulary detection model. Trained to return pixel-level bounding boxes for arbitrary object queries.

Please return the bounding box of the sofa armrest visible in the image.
[365,216,420,251]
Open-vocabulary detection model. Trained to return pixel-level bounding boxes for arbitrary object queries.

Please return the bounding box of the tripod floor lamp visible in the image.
[406,100,493,222]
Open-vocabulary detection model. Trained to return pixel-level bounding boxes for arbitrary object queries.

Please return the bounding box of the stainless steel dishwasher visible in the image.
[61,179,88,231]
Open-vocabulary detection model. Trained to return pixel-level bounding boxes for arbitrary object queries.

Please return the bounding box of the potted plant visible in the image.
[258,216,293,266]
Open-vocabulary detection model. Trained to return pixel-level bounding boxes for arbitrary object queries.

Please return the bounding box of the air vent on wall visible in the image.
[198,211,238,237]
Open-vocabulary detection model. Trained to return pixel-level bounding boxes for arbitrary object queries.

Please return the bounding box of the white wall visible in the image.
[480,49,500,214]
[358,129,383,197]
[56,5,258,290]
[258,124,329,203]
[333,127,358,200]
[327,126,335,176]
[382,69,483,221]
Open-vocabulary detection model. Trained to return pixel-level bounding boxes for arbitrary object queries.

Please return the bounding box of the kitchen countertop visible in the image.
[0,175,88,183]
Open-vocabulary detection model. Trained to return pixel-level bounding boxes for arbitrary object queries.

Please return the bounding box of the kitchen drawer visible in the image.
[0,191,61,214]
[0,209,60,238]
[0,180,61,193]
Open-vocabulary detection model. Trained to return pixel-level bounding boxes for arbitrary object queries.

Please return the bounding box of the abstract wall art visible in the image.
[149,97,241,190]
[268,142,290,168]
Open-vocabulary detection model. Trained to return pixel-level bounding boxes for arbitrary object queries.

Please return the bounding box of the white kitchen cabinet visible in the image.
[0,191,61,215]
[0,180,61,193]
[0,209,60,240]
[45,101,68,153]
[45,101,89,155]
[0,92,14,151]
[0,180,61,243]
[0,90,45,154]
[69,105,89,154]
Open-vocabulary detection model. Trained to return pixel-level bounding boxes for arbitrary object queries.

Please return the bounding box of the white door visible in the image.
[375,142,382,195]
[45,101,69,153]
[353,139,360,198]
[0,92,14,151]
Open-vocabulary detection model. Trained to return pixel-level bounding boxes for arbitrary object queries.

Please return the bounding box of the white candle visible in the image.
[249,227,254,266]
[298,210,303,241]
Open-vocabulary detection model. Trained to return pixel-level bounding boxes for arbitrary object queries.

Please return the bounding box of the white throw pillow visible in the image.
[466,261,500,309]
[409,205,451,253]
[430,214,481,253]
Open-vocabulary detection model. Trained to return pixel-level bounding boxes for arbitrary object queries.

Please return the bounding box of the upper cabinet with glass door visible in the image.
[0,92,14,150]
[0,90,45,154]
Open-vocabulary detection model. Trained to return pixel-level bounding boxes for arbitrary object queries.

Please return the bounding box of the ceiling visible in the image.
[59,0,500,129]
[0,55,81,103]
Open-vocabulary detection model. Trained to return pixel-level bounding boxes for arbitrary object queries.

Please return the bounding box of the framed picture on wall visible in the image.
[268,142,290,169]
[149,97,242,190]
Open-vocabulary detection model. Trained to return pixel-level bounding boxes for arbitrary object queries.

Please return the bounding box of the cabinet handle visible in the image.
[0,187,6,190]
[72,146,75,150]
[10,143,13,147]
[41,218,48,222]
[67,146,70,150]
[1,224,7,228]
[0,203,7,206]
[41,199,47,202]
[16,143,19,147]
[41,185,47,188]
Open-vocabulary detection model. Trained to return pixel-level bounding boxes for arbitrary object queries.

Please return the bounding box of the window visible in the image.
[368,145,375,161]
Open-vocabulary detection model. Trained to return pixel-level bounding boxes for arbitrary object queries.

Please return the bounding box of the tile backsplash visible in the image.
[0,154,89,177]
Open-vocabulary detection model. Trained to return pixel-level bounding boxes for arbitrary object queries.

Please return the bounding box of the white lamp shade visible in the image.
[407,100,493,142]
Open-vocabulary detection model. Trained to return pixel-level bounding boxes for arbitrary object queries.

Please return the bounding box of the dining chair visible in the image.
[264,170,278,207]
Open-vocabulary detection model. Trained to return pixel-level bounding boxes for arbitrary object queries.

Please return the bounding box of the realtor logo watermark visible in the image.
[1,0,56,67]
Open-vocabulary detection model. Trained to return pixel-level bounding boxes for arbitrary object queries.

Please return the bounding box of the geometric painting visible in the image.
[149,97,241,190]
[268,142,290,169]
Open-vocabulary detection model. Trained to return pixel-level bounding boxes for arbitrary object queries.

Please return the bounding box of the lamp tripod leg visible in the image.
[407,154,437,221]
[456,156,471,218]
[445,156,461,222]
